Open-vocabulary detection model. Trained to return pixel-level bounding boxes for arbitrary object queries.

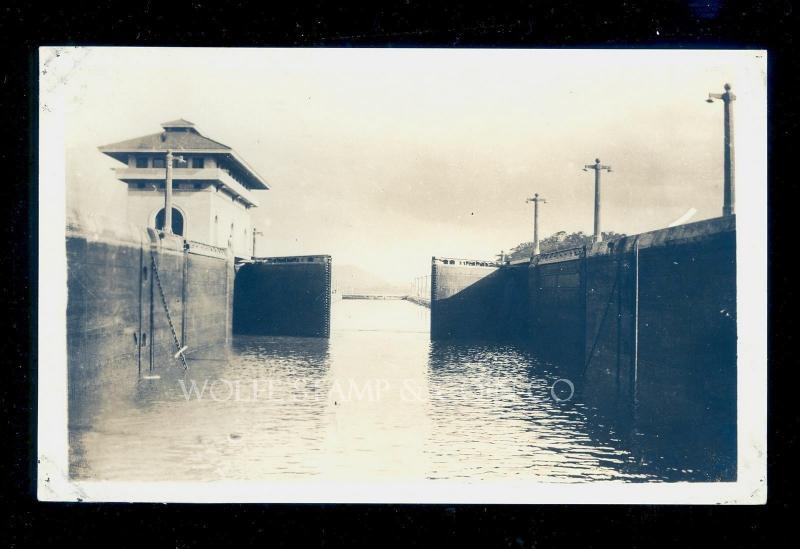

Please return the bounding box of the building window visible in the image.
[172,156,188,168]
[153,157,165,169]
[135,157,148,168]
[192,157,205,169]
[154,207,185,236]
[193,183,203,190]
[136,182,146,189]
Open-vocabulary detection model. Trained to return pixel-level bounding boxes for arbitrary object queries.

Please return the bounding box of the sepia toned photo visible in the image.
[37,47,767,503]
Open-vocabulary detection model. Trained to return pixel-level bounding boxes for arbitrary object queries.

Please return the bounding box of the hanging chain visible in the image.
[150,250,188,370]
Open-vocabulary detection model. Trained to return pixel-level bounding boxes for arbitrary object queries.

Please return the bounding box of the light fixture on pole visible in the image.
[525,193,547,256]
[163,149,185,235]
[252,228,264,258]
[583,158,612,243]
[706,83,736,217]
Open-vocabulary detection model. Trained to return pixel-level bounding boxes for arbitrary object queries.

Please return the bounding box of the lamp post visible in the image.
[706,83,736,217]
[163,150,184,234]
[164,150,174,234]
[526,193,547,256]
[252,228,264,258]
[583,158,612,243]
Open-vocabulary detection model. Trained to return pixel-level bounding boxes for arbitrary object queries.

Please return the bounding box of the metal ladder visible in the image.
[150,250,189,370]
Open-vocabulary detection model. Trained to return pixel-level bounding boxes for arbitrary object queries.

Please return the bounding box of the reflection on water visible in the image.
[72,299,704,482]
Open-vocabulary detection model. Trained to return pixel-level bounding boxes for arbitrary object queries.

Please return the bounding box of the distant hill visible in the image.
[332,264,408,296]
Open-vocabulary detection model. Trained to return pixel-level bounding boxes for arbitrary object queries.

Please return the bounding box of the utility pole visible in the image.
[526,193,547,256]
[163,150,184,234]
[583,158,612,243]
[707,83,736,217]
[164,150,174,234]
[252,228,264,258]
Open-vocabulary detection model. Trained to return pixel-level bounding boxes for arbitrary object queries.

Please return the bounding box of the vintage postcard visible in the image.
[38,47,767,503]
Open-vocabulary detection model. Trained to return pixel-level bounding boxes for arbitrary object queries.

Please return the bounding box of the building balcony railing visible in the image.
[116,167,260,207]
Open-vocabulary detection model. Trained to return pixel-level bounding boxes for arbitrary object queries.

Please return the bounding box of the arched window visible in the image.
[154,207,184,236]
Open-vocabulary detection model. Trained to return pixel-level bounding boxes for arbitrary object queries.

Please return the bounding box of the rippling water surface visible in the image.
[72,299,672,482]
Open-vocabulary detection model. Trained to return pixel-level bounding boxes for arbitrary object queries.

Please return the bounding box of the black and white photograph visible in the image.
[37,47,767,503]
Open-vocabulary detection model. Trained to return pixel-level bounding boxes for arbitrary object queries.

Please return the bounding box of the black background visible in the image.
[2,1,794,546]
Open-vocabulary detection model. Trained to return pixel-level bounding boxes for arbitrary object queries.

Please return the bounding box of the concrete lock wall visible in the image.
[429,217,737,474]
[578,218,736,425]
[66,217,234,431]
[587,217,736,434]
[184,241,235,351]
[529,248,587,364]
[430,258,529,340]
[577,217,737,477]
[233,256,332,338]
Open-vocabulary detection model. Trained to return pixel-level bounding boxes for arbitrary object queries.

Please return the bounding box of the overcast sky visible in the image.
[50,48,765,285]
